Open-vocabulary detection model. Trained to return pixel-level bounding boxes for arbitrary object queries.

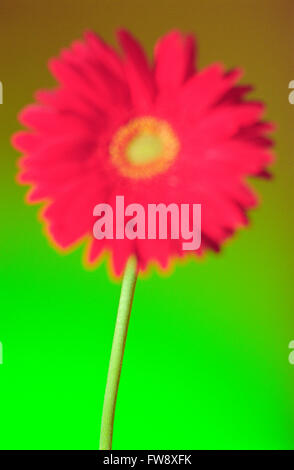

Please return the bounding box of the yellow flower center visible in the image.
[109,117,180,179]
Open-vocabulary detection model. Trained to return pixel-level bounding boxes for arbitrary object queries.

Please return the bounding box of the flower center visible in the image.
[109,117,179,179]
[127,134,163,165]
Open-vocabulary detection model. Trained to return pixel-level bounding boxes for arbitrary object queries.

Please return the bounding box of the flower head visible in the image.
[13,30,274,276]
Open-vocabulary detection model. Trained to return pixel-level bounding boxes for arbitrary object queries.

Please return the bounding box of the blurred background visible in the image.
[0,0,294,450]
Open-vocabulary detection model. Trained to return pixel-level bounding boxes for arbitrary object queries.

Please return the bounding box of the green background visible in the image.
[1,0,294,449]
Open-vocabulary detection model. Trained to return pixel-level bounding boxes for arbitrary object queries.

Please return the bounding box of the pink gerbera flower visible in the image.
[13,30,273,277]
[13,30,275,451]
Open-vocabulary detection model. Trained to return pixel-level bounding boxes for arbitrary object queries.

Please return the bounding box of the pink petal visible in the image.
[117,29,156,111]
[155,30,196,90]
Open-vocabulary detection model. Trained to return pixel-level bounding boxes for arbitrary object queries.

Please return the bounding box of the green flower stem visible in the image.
[99,256,138,450]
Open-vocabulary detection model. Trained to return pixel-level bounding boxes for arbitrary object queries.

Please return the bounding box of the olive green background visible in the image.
[0,0,294,449]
